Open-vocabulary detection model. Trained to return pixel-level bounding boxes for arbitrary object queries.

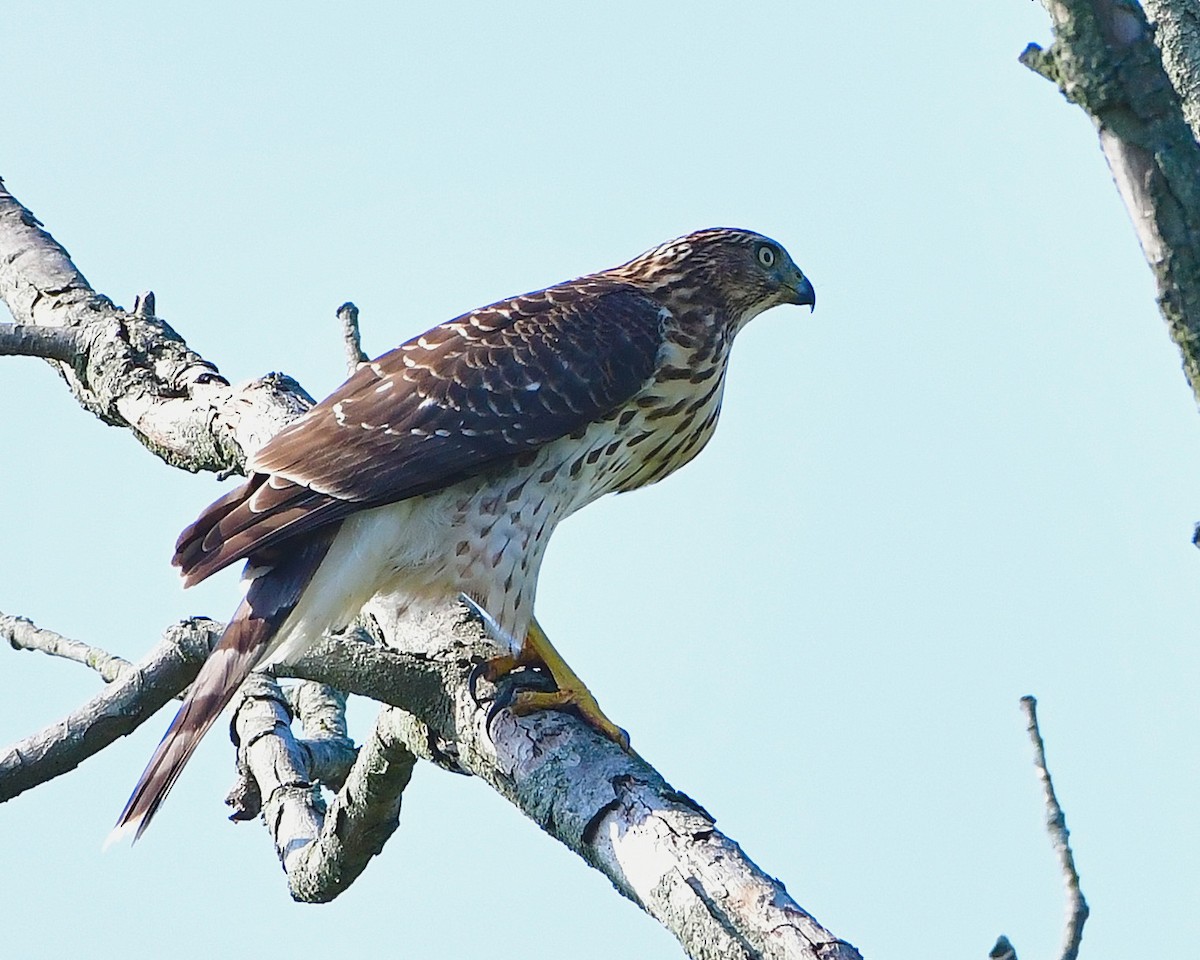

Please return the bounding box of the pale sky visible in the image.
[1,3,1197,958]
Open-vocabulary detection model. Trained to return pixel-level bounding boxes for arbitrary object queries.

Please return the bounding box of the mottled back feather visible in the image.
[175,282,667,585]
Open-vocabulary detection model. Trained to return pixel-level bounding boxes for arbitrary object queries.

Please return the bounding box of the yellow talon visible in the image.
[481,617,630,750]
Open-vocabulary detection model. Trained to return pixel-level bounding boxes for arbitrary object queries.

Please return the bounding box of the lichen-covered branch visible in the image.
[228,675,418,904]
[1142,0,1200,142]
[1023,0,1200,405]
[225,673,414,903]
[288,602,863,960]
[2,601,861,960]
[284,681,357,790]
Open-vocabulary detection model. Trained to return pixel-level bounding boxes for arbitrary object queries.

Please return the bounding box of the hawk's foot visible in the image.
[468,653,522,702]
[502,683,630,751]
[474,618,630,751]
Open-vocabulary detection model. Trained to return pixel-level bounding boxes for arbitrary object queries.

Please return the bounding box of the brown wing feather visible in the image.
[174,280,667,586]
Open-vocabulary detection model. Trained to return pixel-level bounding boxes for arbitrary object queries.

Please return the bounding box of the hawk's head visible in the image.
[615,227,815,326]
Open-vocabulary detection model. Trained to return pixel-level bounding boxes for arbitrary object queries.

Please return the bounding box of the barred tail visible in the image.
[108,526,337,845]
[107,606,271,845]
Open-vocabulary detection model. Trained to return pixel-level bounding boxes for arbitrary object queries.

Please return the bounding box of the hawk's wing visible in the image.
[175,281,667,585]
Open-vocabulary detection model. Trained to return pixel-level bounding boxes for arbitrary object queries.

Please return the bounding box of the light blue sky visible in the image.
[2,3,1196,958]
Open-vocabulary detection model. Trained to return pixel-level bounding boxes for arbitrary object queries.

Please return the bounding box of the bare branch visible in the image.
[0,322,86,364]
[1024,0,1200,406]
[3,602,860,959]
[284,602,864,960]
[337,301,369,375]
[0,175,314,472]
[4,613,135,684]
[1021,696,1088,960]
[0,616,222,803]
[228,674,418,903]
[286,681,356,790]
[132,290,156,319]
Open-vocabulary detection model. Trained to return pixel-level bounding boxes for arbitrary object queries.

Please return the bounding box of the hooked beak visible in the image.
[789,272,816,311]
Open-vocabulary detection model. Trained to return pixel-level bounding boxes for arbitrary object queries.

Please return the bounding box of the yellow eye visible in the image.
[756,245,776,268]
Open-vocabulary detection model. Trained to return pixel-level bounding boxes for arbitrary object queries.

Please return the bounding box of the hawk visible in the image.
[112,227,815,841]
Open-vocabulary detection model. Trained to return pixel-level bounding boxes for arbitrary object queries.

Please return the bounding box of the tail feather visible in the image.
[110,525,338,845]
[108,611,271,845]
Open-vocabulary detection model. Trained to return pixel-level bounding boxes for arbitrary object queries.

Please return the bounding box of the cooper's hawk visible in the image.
[112,227,815,841]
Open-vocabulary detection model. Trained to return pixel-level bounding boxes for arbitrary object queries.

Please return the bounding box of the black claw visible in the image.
[478,667,557,742]
[468,660,494,704]
[485,683,519,740]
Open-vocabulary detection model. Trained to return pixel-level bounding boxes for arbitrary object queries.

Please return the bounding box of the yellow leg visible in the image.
[482,617,629,750]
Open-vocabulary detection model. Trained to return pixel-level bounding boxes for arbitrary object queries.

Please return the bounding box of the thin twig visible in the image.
[337,301,368,375]
[1020,696,1088,960]
[3,613,135,683]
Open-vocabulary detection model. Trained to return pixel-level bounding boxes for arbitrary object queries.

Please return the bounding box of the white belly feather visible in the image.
[266,342,731,663]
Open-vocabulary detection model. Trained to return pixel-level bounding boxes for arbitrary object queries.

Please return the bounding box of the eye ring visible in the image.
[756,244,776,268]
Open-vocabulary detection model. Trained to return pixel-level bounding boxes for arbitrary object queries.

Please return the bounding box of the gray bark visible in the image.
[1143,0,1200,140]
[1,616,223,802]
[0,176,313,472]
[1023,0,1200,406]
[0,177,860,960]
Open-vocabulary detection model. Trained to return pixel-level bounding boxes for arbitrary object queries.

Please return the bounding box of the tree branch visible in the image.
[0,322,86,364]
[1024,0,1200,406]
[227,674,418,903]
[1142,0,1200,142]
[337,301,369,375]
[284,681,357,790]
[4,612,136,684]
[0,175,313,472]
[989,935,1018,960]
[1020,696,1088,960]
[0,616,222,803]
[3,602,860,960]
[288,602,862,960]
